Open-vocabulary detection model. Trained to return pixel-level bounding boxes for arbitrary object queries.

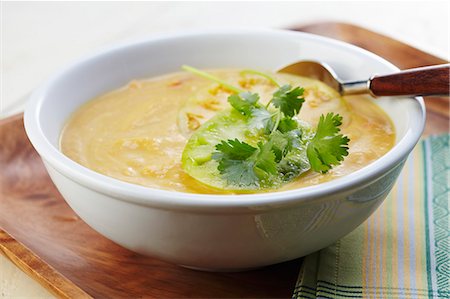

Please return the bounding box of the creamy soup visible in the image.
[60,70,395,194]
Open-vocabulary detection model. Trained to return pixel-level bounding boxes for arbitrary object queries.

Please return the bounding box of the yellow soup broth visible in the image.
[60,70,395,194]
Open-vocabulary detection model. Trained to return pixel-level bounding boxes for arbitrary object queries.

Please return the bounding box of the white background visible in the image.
[1,1,449,297]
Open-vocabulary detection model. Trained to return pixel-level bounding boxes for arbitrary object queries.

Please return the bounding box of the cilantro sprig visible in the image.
[227,92,259,116]
[212,139,260,187]
[182,66,350,190]
[307,113,350,173]
[271,85,305,117]
[212,137,283,188]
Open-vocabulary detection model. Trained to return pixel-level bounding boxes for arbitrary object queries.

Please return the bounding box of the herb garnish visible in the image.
[181,66,350,190]
[307,113,350,173]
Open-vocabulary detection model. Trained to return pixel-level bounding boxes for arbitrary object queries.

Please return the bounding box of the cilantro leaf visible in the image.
[212,138,278,188]
[271,85,305,117]
[212,139,258,187]
[254,141,278,177]
[228,92,259,116]
[249,107,273,133]
[278,117,298,133]
[217,159,259,187]
[306,113,350,173]
[214,138,256,160]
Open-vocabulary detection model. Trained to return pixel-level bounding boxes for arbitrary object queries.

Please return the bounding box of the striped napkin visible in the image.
[293,134,449,299]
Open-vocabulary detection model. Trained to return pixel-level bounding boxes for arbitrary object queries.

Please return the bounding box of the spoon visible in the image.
[278,61,450,97]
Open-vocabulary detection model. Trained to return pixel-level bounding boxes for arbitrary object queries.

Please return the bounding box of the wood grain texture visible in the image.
[1,22,449,299]
[370,64,450,97]
[0,230,91,299]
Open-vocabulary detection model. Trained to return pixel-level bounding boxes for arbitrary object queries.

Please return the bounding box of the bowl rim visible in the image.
[24,28,425,210]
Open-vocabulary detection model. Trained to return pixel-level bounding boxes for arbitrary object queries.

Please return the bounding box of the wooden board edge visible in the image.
[0,229,92,299]
[0,113,23,126]
[292,21,449,63]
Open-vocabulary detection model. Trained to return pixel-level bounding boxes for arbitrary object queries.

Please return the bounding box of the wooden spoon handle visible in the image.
[369,64,450,97]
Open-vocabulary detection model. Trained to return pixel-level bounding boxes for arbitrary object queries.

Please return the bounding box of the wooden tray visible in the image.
[1,22,449,298]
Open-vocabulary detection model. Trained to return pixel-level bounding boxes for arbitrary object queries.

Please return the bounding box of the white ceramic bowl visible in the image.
[24,29,425,271]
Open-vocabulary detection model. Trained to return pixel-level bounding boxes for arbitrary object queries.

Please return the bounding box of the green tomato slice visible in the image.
[181,108,256,190]
[182,109,312,191]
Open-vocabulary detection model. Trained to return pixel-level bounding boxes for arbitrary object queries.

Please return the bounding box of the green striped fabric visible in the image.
[293,134,449,299]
